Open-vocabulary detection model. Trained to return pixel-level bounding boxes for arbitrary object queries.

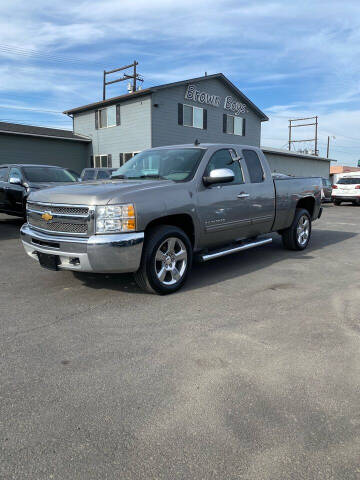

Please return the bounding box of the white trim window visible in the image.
[94,155,110,167]
[95,104,120,129]
[178,103,207,130]
[224,114,245,136]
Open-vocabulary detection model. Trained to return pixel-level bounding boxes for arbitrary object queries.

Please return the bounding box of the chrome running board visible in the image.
[200,237,272,262]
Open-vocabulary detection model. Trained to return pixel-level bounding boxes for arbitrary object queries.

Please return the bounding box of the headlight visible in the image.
[95,204,136,234]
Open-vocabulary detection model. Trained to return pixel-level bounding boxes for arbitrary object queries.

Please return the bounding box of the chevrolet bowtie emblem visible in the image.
[41,212,53,222]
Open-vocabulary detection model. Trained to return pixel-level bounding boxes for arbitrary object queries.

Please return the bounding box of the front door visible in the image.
[0,166,9,210]
[197,148,252,249]
[5,167,25,214]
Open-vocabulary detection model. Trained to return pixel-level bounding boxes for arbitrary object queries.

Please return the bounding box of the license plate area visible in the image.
[37,252,60,271]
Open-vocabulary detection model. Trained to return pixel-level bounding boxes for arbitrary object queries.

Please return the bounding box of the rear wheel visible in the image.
[281,208,312,251]
[334,200,341,206]
[134,225,192,294]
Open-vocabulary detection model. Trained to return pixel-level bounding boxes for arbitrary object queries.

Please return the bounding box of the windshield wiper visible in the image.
[119,174,165,180]
[139,174,165,179]
[111,174,166,180]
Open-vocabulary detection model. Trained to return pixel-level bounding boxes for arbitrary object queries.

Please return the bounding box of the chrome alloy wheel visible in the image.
[297,215,310,246]
[155,237,188,286]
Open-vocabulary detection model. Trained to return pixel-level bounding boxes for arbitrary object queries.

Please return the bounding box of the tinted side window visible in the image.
[243,150,264,183]
[0,167,8,181]
[97,170,110,179]
[205,149,244,184]
[82,170,96,181]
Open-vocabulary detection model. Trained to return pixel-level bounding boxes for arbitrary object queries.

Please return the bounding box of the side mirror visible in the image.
[203,168,235,186]
[9,176,22,185]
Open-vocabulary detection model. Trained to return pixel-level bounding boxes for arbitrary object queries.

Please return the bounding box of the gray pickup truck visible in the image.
[20,143,322,294]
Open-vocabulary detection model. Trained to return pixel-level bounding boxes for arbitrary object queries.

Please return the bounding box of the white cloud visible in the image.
[0,0,359,163]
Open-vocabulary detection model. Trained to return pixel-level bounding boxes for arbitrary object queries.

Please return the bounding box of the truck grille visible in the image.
[27,202,92,236]
[27,203,89,216]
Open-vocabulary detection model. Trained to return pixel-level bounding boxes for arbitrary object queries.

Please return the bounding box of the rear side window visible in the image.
[97,170,110,179]
[205,149,244,184]
[0,167,8,181]
[338,177,360,184]
[243,150,264,183]
[82,170,96,181]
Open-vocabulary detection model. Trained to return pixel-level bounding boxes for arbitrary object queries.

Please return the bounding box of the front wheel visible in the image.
[134,225,192,294]
[281,208,312,251]
[333,200,341,206]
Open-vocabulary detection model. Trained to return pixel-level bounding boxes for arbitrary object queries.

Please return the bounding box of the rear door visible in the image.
[236,148,275,236]
[0,166,9,210]
[196,148,252,249]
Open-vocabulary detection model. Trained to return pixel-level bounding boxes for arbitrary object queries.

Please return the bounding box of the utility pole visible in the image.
[327,135,335,158]
[288,116,319,155]
[327,136,330,158]
[102,61,143,100]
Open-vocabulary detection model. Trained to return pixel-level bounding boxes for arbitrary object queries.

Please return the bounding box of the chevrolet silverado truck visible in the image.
[20,144,322,294]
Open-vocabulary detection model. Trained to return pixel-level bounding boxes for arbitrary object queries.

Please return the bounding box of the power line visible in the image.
[0,104,63,114]
[0,43,97,65]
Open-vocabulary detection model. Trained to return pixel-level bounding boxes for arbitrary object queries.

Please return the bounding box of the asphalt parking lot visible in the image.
[1,204,360,480]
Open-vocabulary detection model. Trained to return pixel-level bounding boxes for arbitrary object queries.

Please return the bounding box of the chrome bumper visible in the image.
[20,224,144,273]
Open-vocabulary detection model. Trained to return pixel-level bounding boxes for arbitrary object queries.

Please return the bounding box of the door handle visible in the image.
[237,193,249,199]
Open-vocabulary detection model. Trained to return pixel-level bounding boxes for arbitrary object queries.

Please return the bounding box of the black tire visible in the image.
[334,200,341,206]
[134,225,193,294]
[281,208,312,251]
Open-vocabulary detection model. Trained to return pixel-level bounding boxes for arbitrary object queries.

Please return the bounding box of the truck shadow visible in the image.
[74,228,357,295]
[184,228,355,292]
[0,215,24,241]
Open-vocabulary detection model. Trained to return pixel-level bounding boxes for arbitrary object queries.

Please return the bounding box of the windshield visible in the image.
[23,167,78,183]
[111,148,205,182]
[338,177,360,184]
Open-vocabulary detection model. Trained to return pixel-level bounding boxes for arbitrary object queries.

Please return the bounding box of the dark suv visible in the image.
[0,164,78,217]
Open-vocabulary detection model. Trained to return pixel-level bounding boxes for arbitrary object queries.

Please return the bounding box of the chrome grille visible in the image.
[28,216,88,234]
[27,202,89,216]
[27,202,92,236]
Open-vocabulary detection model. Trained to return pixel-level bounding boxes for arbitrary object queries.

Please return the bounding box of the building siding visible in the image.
[73,95,152,168]
[0,134,89,173]
[151,77,262,148]
[265,152,330,178]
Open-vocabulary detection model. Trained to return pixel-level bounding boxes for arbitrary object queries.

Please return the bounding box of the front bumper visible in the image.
[20,224,144,273]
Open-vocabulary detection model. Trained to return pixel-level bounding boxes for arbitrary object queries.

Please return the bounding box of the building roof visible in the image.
[0,122,91,142]
[63,73,269,121]
[330,165,360,174]
[262,146,336,163]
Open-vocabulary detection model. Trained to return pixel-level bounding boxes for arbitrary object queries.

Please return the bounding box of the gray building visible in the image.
[64,73,268,169]
[0,122,91,173]
[64,72,333,177]
[262,146,334,178]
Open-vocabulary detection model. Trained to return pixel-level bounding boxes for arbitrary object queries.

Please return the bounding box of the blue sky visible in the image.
[1,0,360,164]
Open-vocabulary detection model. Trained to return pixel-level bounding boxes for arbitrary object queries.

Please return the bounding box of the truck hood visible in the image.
[28,179,174,205]
[27,181,76,190]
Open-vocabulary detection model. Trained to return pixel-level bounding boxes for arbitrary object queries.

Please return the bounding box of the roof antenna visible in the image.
[194,139,200,145]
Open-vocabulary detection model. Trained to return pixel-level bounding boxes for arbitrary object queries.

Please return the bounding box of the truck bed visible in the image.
[272,176,322,232]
